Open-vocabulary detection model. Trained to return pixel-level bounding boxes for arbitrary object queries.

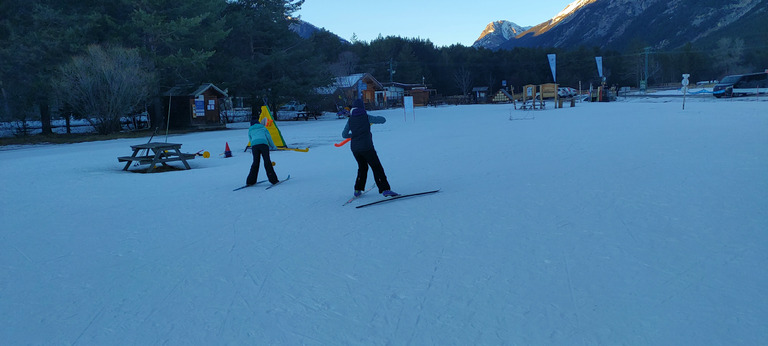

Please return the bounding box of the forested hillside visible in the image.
[1,0,763,136]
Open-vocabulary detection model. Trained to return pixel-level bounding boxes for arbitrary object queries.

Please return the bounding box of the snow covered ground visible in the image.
[1,96,766,344]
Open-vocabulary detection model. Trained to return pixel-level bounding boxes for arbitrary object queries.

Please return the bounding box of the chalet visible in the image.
[316,73,385,109]
[382,82,436,107]
[164,83,228,129]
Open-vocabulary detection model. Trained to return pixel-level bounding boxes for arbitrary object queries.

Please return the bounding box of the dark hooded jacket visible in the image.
[341,99,386,152]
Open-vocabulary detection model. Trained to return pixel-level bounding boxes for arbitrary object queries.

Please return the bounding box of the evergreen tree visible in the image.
[213,0,329,113]
[395,45,423,84]
[120,0,229,127]
[124,0,228,85]
[0,1,100,133]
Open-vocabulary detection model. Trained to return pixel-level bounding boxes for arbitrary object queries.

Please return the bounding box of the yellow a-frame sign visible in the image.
[258,105,287,147]
[248,105,308,152]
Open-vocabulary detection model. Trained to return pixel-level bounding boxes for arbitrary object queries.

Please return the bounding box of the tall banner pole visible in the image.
[165,93,172,142]
[547,54,557,83]
[596,57,605,102]
[682,74,690,110]
[595,56,604,79]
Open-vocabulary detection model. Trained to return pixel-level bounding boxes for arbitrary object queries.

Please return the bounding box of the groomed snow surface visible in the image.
[1,96,766,344]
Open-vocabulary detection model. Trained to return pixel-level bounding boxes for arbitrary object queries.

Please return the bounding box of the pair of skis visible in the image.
[244,146,309,153]
[233,175,290,191]
[277,147,308,152]
[235,175,439,209]
[348,189,441,208]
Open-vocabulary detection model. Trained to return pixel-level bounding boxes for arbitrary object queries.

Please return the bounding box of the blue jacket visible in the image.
[248,123,276,150]
[341,100,385,152]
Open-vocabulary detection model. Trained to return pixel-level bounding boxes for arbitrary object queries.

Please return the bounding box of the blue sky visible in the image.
[295,0,576,47]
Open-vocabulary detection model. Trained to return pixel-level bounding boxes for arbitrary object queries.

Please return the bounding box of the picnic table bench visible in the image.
[294,111,320,121]
[518,100,546,110]
[118,142,195,173]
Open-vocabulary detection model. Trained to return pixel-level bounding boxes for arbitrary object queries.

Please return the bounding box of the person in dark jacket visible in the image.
[341,99,398,197]
[246,117,279,186]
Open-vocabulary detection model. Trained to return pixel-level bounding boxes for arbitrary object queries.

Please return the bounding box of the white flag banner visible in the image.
[596,56,604,78]
[403,96,415,122]
[547,54,557,82]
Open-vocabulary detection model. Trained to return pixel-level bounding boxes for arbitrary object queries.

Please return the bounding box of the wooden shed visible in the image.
[316,73,385,109]
[164,83,228,129]
[472,86,489,103]
[409,88,432,107]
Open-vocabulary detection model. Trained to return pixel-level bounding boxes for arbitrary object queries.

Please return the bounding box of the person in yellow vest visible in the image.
[246,117,279,186]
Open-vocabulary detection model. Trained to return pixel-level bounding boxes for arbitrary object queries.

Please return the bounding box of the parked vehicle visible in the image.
[275,101,307,120]
[713,72,768,98]
[557,87,578,98]
[278,100,306,112]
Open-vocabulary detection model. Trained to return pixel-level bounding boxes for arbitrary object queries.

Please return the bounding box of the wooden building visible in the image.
[472,86,489,103]
[409,88,434,107]
[316,73,385,109]
[382,82,435,107]
[164,83,228,129]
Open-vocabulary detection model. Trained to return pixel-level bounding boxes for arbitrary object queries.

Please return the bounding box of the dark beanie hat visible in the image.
[250,116,259,125]
[350,99,366,116]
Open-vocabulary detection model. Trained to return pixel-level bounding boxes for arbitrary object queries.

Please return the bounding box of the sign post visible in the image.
[682,74,690,110]
[403,96,414,122]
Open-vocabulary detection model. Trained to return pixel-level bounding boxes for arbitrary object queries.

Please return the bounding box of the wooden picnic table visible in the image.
[518,100,546,110]
[118,142,195,173]
[294,111,319,121]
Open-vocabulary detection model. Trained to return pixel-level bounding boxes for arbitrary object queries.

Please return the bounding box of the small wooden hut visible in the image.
[164,83,228,129]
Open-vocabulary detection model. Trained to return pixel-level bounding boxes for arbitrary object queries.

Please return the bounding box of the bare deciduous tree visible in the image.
[454,66,472,103]
[330,51,359,77]
[57,45,155,134]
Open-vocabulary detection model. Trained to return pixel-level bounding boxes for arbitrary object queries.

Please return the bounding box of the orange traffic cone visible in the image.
[224,142,232,158]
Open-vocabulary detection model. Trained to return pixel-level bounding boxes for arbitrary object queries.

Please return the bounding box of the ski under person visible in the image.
[246,117,279,186]
[341,98,398,197]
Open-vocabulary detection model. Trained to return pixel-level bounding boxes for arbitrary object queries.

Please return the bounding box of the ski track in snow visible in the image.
[1,96,767,344]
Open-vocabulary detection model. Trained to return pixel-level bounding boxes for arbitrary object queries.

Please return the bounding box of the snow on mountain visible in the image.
[472,0,596,49]
[474,0,768,51]
[472,20,530,49]
[550,0,598,25]
[480,21,527,41]
[528,0,598,36]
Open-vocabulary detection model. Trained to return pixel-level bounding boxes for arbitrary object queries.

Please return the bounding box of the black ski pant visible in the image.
[247,144,278,185]
[353,149,391,193]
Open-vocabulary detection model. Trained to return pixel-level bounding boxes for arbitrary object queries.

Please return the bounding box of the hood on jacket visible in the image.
[350,99,366,116]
